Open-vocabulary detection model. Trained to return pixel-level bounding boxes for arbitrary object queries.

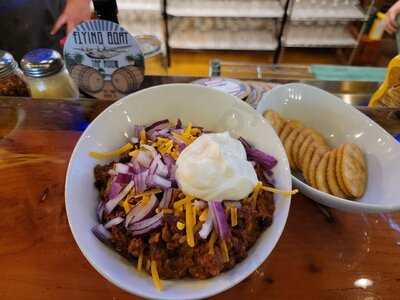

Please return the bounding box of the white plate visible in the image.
[257,83,400,214]
[65,84,292,300]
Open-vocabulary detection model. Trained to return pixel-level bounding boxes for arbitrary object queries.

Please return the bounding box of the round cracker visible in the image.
[298,135,314,171]
[308,146,329,188]
[327,150,347,199]
[263,110,285,134]
[335,145,353,197]
[292,128,313,169]
[279,120,302,143]
[295,129,327,169]
[315,151,331,193]
[341,144,367,198]
[284,127,302,168]
[301,143,317,184]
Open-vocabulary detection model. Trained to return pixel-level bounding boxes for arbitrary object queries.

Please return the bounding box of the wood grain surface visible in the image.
[1,86,400,299]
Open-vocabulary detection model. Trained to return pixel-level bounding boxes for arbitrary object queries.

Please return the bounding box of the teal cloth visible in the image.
[311,65,386,82]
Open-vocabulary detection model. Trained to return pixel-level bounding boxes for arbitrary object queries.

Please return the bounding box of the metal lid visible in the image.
[0,50,18,79]
[21,48,64,78]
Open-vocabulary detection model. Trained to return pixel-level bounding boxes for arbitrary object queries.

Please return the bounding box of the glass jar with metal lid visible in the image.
[21,49,79,99]
[0,50,30,97]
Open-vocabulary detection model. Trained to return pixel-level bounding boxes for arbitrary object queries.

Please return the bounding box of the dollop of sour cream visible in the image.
[175,132,258,201]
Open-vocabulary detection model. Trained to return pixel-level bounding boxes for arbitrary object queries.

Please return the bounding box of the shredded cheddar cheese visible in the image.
[134,188,162,198]
[261,185,299,196]
[192,206,197,226]
[173,195,194,210]
[231,207,238,227]
[89,143,133,159]
[185,200,195,247]
[140,129,147,145]
[122,199,133,214]
[251,181,263,209]
[199,208,208,222]
[128,149,139,157]
[208,231,217,255]
[137,252,143,272]
[172,132,191,145]
[220,240,230,263]
[151,260,162,291]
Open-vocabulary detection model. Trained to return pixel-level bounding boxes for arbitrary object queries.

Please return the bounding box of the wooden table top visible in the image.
[1,78,400,300]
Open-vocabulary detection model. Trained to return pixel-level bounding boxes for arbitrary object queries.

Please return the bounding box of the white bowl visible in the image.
[65,84,292,300]
[257,83,400,214]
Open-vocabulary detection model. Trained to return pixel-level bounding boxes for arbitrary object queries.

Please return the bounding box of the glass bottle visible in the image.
[0,50,30,97]
[20,48,79,99]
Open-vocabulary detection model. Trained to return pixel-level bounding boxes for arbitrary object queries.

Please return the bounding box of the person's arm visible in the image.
[385,1,400,34]
[51,0,91,35]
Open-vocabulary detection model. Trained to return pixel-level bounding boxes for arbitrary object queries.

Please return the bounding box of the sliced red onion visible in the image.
[209,201,231,240]
[136,151,152,168]
[145,119,170,134]
[104,216,124,229]
[147,174,171,189]
[154,157,168,177]
[92,224,112,245]
[129,160,142,174]
[193,200,207,209]
[130,136,139,144]
[162,153,175,165]
[115,173,132,184]
[96,201,105,222]
[162,154,177,182]
[149,127,171,141]
[125,194,159,227]
[199,212,213,239]
[115,163,130,174]
[175,118,182,129]
[148,158,158,175]
[141,144,157,159]
[239,137,278,170]
[133,171,148,193]
[131,218,163,236]
[129,212,163,234]
[105,180,134,213]
[108,181,122,199]
[159,188,173,209]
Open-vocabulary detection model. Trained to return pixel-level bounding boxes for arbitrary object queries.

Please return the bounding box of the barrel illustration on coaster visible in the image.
[64,19,145,100]
[111,65,144,94]
[70,64,104,94]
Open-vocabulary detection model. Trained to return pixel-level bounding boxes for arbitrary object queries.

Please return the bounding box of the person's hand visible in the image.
[385,1,400,34]
[51,0,91,35]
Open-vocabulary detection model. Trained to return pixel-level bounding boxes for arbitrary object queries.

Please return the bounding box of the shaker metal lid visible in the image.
[21,48,64,78]
[0,50,17,78]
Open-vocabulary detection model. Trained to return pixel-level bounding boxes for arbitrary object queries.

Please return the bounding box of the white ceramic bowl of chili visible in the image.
[65,84,292,299]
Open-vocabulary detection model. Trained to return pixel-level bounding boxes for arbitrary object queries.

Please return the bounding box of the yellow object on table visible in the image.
[369,54,400,108]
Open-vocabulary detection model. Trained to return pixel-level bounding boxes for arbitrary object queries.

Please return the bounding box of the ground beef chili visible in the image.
[94,162,275,280]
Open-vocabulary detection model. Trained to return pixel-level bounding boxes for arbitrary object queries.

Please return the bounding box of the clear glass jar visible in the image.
[20,49,79,99]
[0,50,30,97]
